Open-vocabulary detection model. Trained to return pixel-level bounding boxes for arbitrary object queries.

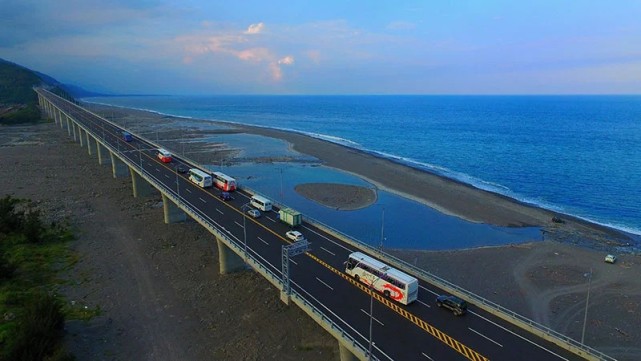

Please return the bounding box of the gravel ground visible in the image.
[0,123,338,361]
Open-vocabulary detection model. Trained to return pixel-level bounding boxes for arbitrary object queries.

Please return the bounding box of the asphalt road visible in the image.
[39,90,584,361]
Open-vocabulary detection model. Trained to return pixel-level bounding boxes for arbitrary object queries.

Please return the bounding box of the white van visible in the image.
[250,195,272,211]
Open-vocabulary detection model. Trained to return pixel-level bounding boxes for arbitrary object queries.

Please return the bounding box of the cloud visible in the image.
[278,56,294,65]
[245,22,265,34]
[178,23,297,81]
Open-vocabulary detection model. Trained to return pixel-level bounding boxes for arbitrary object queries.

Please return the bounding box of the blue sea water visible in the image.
[87,95,641,236]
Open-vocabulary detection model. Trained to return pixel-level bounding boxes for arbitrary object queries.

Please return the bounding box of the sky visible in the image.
[1,0,640,95]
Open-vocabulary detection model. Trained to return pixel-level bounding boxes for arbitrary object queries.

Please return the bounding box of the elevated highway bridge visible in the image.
[36,88,613,361]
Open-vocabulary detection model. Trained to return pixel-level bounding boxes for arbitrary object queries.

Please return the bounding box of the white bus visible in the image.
[212,171,237,191]
[345,252,419,305]
[250,195,272,211]
[188,168,213,188]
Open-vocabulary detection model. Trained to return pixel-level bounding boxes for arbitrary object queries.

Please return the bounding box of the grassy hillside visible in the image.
[0,59,41,105]
[0,59,76,125]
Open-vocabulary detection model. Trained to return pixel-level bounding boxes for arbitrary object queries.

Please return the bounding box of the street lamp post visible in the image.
[581,268,593,344]
[241,203,250,260]
[353,258,384,361]
[379,204,385,251]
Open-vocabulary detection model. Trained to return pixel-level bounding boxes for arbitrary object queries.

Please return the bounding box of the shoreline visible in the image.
[82,102,635,249]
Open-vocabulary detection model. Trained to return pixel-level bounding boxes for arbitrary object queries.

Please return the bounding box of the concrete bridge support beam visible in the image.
[338,343,360,361]
[216,237,245,274]
[78,128,85,147]
[162,194,186,224]
[71,121,78,142]
[97,142,111,165]
[129,168,154,198]
[86,133,96,156]
[111,153,129,178]
[66,115,72,136]
[58,110,64,129]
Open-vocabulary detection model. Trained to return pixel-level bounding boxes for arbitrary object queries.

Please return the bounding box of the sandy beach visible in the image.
[61,102,641,360]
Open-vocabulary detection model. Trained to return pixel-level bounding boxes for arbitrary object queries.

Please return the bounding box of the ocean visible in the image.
[86,95,641,237]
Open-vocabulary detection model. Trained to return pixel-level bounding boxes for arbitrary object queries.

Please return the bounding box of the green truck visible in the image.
[278,207,302,227]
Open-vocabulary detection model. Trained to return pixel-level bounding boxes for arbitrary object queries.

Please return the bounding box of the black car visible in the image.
[175,164,187,174]
[436,295,467,316]
[219,191,232,201]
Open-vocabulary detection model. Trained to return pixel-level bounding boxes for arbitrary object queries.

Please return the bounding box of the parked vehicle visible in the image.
[436,295,467,316]
[345,252,419,305]
[247,209,261,218]
[157,148,172,163]
[175,164,187,174]
[212,171,237,191]
[188,168,212,187]
[219,191,232,201]
[605,254,617,264]
[279,208,301,227]
[285,230,305,242]
[250,195,272,211]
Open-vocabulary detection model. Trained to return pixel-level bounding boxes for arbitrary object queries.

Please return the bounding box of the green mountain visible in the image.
[0,58,75,124]
[0,58,41,105]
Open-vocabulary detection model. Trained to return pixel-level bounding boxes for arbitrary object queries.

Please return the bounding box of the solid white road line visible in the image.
[469,327,503,348]
[468,310,569,360]
[421,352,434,360]
[360,309,384,326]
[316,277,334,291]
[320,246,336,256]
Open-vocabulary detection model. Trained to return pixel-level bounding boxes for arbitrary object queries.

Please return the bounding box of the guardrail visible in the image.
[38,89,371,360]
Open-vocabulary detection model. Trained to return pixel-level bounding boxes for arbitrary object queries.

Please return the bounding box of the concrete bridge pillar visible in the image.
[53,108,58,125]
[58,110,64,129]
[86,132,96,156]
[162,194,186,224]
[78,127,85,147]
[216,237,245,274]
[97,142,111,165]
[71,121,77,142]
[129,168,154,198]
[111,152,129,178]
[338,343,360,361]
[65,115,72,136]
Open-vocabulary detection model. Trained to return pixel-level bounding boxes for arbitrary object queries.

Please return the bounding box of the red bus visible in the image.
[212,171,237,191]
[157,148,172,163]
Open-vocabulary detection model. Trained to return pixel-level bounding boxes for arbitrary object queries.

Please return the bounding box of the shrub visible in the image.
[0,253,16,281]
[0,195,22,234]
[2,293,65,361]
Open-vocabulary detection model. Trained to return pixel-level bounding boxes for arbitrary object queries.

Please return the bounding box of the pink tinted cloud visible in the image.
[179,23,295,81]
